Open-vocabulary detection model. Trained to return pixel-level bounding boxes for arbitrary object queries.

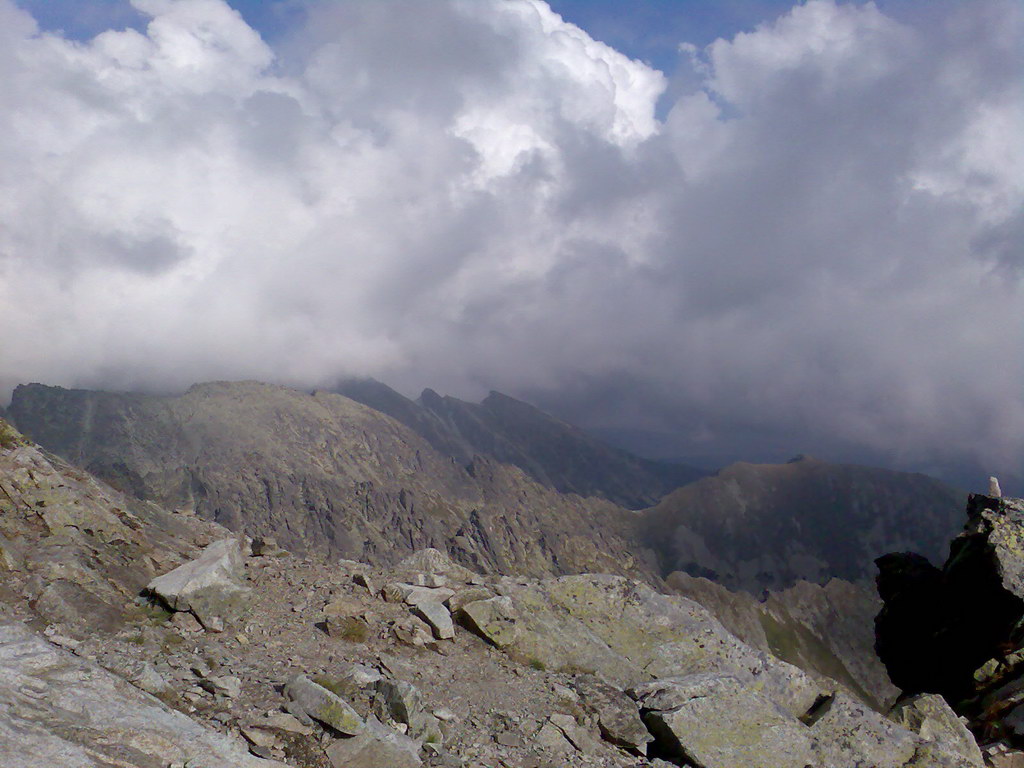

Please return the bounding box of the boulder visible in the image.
[395,547,479,582]
[634,674,813,768]
[325,715,422,768]
[147,538,251,628]
[891,694,983,767]
[201,674,242,699]
[535,720,576,754]
[481,574,825,716]
[809,692,918,768]
[415,601,455,640]
[573,677,652,753]
[251,536,289,557]
[283,674,364,736]
[457,595,519,648]
[375,679,442,742]
[445,585,495,613]
[0,533,24,571]
[384,582,455,606]
[548,713,602,755]
[393,614,434,647]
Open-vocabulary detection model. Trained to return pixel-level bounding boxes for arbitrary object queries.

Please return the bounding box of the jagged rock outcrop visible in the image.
[643,455,966,591]
[6,382,658,581]
[877,494,1024,743]
[335,378,703,508]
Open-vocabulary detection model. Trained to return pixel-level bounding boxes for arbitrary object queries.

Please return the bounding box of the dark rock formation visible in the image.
[335,378,704,509]
[876,495,1024,713]
[642,455,966,591]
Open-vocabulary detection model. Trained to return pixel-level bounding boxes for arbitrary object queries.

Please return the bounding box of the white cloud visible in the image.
[0,0,1021,481]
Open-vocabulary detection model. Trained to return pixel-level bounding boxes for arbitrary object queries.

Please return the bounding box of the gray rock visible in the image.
[376,679,442,742]
[384,582,455,605]
[353,571,377,595]
[263,711,313,735]
[415,601,455,640]
[493,574,825,717]
[0,533,24,571]
[202,674,243,699]
[810,692,919,768]
[548,713,601,755]
[147,538,251,628]
[336,662,382,691]
[251,536,289,557]
[393,614,435,647]
[110,659,170,696]
[637,674,813,768]
[396,548,478,582]
[377,679,423,726]
[405,585,457,607]
[891,694,983,767]
[284,674,364,736]
[573,677,652,753]
[325,715,422,768]
[445,585,495,613]
[457,596,519,648]
[0,620,286,768]
[535,721,575,754]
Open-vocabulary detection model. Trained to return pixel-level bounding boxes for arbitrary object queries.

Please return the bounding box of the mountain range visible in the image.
[6,379,965,595]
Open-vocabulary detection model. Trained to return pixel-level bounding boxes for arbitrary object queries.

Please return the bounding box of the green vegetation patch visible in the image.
[0,420,27,450]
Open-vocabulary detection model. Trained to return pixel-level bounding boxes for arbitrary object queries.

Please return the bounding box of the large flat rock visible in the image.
[0,620,285,768]
[635,674,813,768]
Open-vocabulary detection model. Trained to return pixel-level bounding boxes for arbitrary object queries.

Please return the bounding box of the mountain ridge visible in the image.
[334,377,705,509]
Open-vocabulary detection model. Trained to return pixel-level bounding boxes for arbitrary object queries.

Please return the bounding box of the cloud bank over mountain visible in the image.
[1,0,1021,478]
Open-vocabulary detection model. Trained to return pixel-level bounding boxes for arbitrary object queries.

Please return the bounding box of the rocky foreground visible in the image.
[0,417,1009,767]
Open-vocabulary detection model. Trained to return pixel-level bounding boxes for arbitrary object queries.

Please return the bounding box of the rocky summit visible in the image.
[0,414,1009,767]
[876,492,1024,763]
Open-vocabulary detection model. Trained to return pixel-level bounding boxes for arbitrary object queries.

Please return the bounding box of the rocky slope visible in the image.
[0,418,989,767]
[335,378,703,509]
[642,455,966,591]
[667,571,899,711]
[6,381,655,581]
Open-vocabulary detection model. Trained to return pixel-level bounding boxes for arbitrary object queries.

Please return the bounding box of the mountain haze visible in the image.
[643,456,965,592]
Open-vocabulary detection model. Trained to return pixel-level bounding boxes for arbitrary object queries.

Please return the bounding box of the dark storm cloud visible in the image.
[0,0,1021,481]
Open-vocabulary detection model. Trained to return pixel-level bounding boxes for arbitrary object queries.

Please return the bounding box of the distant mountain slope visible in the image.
[7,381,657,581]
[335,378,704,509]
[667,572,898,711]
[641,455,965,592]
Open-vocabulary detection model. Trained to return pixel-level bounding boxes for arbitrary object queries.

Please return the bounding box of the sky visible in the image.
[0,0,1021,487]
